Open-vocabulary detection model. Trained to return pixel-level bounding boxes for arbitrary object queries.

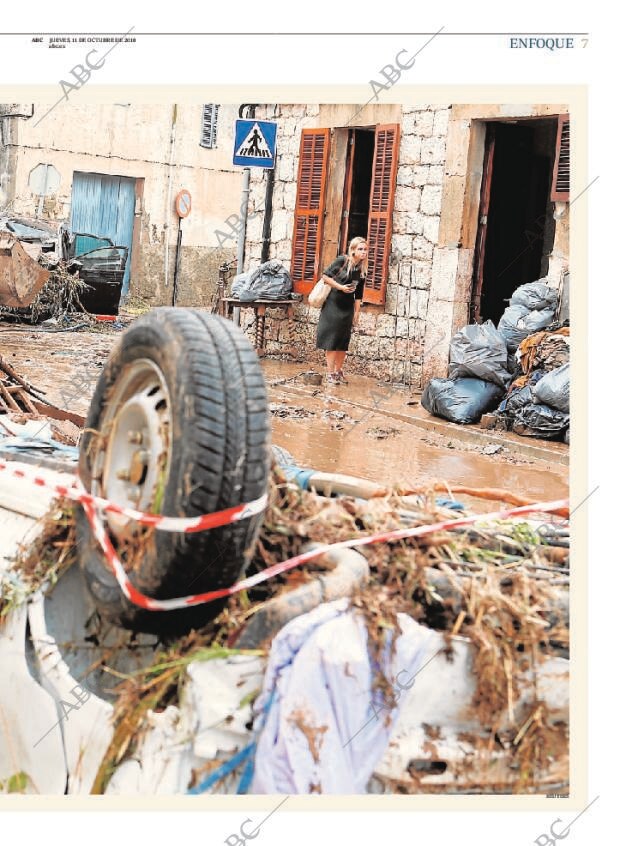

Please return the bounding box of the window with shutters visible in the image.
[290,129,331,294]
[364,124,400,305]
[291,123,400,304]
[550,114,569,201]
[200,104,219,149]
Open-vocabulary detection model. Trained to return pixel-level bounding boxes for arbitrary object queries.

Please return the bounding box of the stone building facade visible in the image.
[0,103,242,307]
[241,102,570,387]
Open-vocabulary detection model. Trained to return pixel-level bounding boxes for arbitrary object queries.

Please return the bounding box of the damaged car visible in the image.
[0,310,570,797]
[0,217,128,317]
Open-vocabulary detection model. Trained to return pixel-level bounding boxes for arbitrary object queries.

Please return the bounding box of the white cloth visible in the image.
[250,598,437,794]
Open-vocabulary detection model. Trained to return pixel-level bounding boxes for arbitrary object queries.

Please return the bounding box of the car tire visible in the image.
[75,308,271,635]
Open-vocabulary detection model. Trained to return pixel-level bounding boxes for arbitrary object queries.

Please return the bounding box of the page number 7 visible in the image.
[581,38,589,47]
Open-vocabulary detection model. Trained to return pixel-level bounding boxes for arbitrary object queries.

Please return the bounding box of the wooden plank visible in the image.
[17,390,40,415]
[0,382,21,411]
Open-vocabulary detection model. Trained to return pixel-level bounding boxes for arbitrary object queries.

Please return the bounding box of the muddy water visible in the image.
[269,395,568,501]
[0,328,568,503]
[261,361,568,502]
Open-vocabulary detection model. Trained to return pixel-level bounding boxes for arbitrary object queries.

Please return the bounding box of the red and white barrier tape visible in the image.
[1,457,569,614]
[81,495,569,611]
[0,458,268,531]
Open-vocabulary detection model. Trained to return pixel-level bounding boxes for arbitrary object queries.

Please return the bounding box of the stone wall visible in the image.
[242,103,451,386]
[134,244,235,307]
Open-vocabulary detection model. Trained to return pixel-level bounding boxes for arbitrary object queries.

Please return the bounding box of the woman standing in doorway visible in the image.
[315,237,368,385]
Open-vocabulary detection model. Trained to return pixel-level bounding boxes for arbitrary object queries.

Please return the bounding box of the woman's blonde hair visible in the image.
[345,236,368,278]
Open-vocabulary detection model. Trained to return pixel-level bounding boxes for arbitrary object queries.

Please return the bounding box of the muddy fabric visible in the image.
[316,256,364,352]
[249,598,438,794]
[518,328,570,376]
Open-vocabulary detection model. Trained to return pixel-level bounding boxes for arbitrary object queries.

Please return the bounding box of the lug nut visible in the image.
[128,431,143,445]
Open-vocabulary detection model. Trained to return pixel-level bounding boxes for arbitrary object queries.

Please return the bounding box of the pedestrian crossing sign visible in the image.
[233,119,277,168]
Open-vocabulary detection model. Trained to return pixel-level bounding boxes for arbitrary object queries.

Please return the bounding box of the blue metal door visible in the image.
[70,172,136,295]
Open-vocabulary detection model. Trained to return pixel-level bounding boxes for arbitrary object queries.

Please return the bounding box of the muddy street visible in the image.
[0,326,568,504]
[261,361,567,499]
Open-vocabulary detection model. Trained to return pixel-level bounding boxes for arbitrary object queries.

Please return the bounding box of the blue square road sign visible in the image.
[233,119,277,169]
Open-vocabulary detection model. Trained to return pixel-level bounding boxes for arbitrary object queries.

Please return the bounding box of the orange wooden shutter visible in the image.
[363,123,400,305]
[290,128,331,294]
[551,114,569,202]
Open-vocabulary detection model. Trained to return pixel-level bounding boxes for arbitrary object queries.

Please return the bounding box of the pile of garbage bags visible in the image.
[230,260,292,301]
[497,280,558,352]
[500,334,570,441]
[422,321,509,424]
[422,279,570,440]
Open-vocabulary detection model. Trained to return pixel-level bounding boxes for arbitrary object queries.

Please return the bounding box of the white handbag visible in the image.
[308,278,331,308]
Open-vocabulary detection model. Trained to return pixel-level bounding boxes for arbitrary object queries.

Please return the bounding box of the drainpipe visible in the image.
[164,104,178,292]
[260,167,275,263]
[236,167,251,274]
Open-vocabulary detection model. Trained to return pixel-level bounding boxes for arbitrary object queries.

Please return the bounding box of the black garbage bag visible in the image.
[421,377,504,424]
[498,304,556,352]
[498,384,535,416]
[512,402,569,440]
[533,363,570,413]
[448,320,511,387]
[509,280,558,312]
[231,259,292,301]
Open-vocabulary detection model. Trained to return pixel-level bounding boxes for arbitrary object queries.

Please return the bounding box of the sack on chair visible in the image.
[308,278,331,308]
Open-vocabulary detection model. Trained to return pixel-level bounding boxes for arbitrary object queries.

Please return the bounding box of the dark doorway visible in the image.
[340,129,375,252]
[472,119,557,325]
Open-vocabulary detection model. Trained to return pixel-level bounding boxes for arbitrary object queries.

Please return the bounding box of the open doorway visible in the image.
[339,128,375,252]
[471,119,558,325]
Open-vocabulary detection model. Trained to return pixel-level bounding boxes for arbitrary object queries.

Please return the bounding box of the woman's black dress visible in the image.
[315,256,364,351]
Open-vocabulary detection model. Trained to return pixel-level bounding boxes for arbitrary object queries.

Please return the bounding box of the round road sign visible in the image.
[175,189,192,218]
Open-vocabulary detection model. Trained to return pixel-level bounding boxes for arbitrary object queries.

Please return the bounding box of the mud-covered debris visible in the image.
[50,418,82,446]
[367,426,400,440]
[321,409,357,429]
[269,402,315,419]
[482,444,503,455]
[299,370,323,386]
[5,465,569,794]
[0,260,95,324]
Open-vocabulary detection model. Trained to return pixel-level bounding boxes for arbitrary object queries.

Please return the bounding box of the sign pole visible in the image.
[233,168,251,326]
[172,218,183,307]
[172,189,192,307]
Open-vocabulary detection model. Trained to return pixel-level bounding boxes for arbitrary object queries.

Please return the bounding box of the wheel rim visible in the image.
[90,358,172,537]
